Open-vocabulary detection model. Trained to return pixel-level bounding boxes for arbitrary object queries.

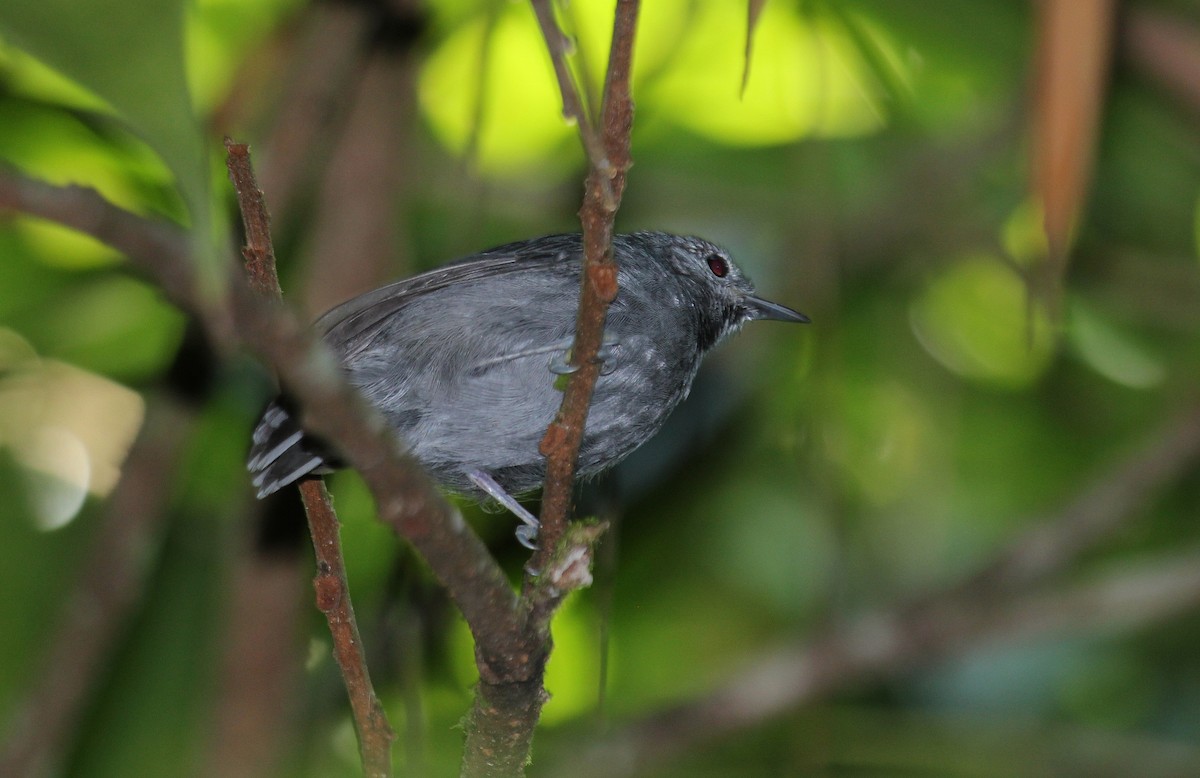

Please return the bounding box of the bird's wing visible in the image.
[317,235,583,348]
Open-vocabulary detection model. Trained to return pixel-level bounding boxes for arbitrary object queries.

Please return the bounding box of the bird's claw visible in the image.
[515,523,539,550]
[548,334,620,376]
[467,468,542,551]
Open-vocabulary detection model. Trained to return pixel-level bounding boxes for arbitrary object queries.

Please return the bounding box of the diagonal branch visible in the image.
[528,0,614,207]
[559,545,1200,778]
[955,403,1200,595]
[225,140,393,776]
[0,171,229,349]
[0,164,527,688]
[1,4,646,767]
[543,401,1200,776]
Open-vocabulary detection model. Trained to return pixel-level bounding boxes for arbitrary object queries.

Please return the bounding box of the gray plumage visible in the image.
[248,231,807,501]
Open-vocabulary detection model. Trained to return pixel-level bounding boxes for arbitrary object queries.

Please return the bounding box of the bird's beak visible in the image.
[745,295,810,324]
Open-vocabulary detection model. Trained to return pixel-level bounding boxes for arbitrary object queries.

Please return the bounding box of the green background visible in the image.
[2,0,1200,775]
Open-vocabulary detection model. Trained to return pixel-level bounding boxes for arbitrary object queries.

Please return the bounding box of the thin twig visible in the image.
[741,0,767,97]
[529,0,638,579]
[225,141,281,299]
[300,481,395,776]
[456,4,641,773]
[528,0,615,208]
[463,0,503,173]
[0,163,532,772]
[224,139,395,777]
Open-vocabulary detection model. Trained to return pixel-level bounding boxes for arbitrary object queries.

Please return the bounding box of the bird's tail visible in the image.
[247,399,328,497]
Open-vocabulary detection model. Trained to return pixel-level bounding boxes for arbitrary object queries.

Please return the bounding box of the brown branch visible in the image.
[301,481,395,775]
[541,402,1200,776]
[556,546,1200,778]
[0,164,532,763]
[253,1,373,222]
[225,139,395,776]
[460,522,607,778]
[528,0,614,206]
[0,171,230,349]
[530,0,638,577]
[454,5,641,773]
[521,521,609,644]
[225,141,282,298]
[299,47,418,317]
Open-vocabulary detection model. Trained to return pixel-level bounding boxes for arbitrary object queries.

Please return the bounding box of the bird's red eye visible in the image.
[706,254,729,278]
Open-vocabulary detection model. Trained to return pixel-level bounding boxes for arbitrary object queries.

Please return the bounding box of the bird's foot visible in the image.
[467,469,540,550]
[548,334,620,377]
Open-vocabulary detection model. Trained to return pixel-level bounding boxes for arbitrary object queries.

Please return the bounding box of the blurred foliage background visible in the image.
[3,0,1200,775]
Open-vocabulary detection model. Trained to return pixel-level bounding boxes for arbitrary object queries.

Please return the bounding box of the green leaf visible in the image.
[0,0,213,264]
[910,255,1056,389]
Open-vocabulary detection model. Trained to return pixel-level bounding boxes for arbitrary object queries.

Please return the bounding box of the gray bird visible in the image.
[248,231,807,545]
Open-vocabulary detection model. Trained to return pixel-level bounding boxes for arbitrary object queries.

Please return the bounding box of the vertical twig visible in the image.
[224,139,395,778]
[528,0,615,206]
[457,4,641,775]
[299,480,395,776]
[0,165,525,776]
[529,0,639,578]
